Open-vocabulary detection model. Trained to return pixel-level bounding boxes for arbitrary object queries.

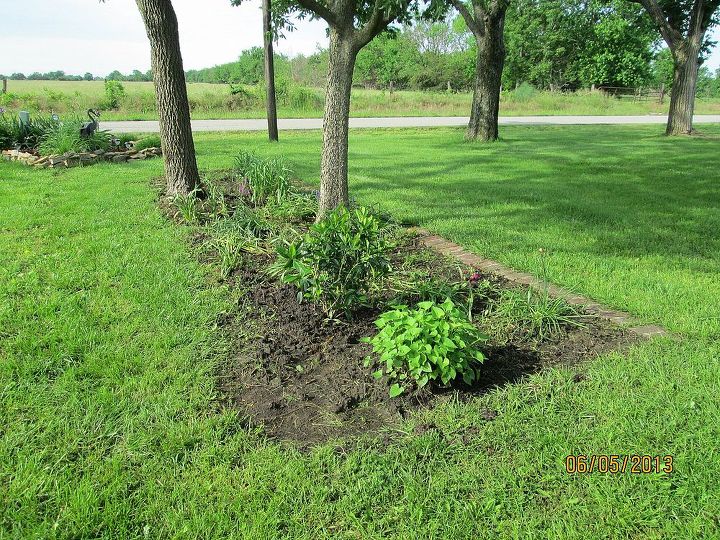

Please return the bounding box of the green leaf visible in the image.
[373,369,383,379]
[389,383,405,398]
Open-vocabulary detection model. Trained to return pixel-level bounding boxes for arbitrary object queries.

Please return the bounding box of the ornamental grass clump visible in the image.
[363,298,487,396]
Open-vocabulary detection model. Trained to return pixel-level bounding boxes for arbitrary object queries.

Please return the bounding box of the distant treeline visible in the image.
[5,0,720,97]
[185,0,720,96]
[1,70,153,83]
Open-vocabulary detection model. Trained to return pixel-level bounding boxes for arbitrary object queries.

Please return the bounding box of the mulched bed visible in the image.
[214,236,635,449]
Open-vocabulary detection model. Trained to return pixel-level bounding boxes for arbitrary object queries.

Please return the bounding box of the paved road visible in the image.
[104,114,720,133]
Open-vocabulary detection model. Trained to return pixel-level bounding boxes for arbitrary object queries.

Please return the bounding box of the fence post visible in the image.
[1,78,6,94]
[659,83,665,105]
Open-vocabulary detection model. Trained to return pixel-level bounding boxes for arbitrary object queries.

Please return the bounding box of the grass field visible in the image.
[2,124,720,538]
[3,79,720,120]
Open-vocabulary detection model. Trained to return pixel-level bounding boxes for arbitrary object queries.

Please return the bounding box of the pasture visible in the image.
[3,79,720,120]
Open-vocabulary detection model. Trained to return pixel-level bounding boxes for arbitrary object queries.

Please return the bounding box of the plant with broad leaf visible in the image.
[363,298,487,396]
[268,205,393,319]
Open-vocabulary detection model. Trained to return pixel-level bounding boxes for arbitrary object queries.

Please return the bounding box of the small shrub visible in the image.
[104,80,126,109]
[234,151,291,205]
[510,82,538,102]
[390,271,494,318]
[205,205,277,253]
[0,113,60,151]
[134,135,161,151]
[363,298,487,396]
[268,206,393,319]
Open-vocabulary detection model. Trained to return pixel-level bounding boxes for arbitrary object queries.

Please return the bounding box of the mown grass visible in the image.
[1,124,720,538]
[3,79,720,120]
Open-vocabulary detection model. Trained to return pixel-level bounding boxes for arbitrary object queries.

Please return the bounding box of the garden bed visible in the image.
[2,146,161,168]
[215,238,632,448]
[159,162,636,449]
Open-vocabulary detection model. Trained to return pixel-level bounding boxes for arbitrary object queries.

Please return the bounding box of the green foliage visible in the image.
[133,135,161,150]
[0,113,60,151]
[576,9,654,87]
[234,151,291,205]
[503,0,658,89]
[363,298,487,395]
[173,189,201,225]
[37,119,112,155]
[201,177,229,219]
[509,82,538,102]
[262,192,319,222]
[487,287,585,342]
[210,234,245,279]
[104,80,126,109]
[269,206,393,319]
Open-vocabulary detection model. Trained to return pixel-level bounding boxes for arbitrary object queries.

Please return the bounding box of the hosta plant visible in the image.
[363,298,487,396]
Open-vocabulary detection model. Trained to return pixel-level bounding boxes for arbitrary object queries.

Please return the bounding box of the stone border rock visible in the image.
[2,147,162,169]
[412,228,668,339]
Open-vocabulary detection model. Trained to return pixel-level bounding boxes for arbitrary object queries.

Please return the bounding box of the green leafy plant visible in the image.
[268,206,393,319]
[38,119,112,155]
[263,192,318,222]
[104,80,126,109]
[0,113,60,151]
[363,298,487,396]
[201,177,228,219]
[173,189,201,225]
[133,135,161,151]
[211,234,245,279]
[487,287,584,342]
[234,151,291,205]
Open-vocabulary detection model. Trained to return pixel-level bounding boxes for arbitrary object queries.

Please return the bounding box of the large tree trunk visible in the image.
[136,0,199,196]
[318,29,357,219]
[666,44,701,135]
[467,17,506,142]
[263,0,279,142]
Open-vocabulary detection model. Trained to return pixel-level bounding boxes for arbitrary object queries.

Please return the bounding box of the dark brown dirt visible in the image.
[215,238,635,449]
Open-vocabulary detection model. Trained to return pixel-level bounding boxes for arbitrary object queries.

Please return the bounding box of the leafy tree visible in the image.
[576,5,656,87]
[11,73,26,80]
[354,31,421,88]
[250,0,422,218]
[626,0,720,134]
[134,0,200,195]
[83,72,94,81]
[503,0,657,90]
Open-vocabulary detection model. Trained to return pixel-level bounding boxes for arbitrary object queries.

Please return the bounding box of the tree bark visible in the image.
[666,44,700,135]
[317,29,357,219]
[467,16,506,141]
[136,0,199,196]
[263,0,279,142]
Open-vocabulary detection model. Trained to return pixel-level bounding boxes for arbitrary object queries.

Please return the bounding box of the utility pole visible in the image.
[263,0,279,142]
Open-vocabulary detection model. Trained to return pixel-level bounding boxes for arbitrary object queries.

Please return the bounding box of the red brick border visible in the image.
[413,229,668,339]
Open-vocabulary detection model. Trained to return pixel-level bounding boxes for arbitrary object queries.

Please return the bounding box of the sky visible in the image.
[0,0,719,77]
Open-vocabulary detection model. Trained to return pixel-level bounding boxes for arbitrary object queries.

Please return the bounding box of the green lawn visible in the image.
[2,124,720,538]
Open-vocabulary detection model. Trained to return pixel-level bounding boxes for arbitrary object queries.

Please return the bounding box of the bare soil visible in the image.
[215,238,634,449]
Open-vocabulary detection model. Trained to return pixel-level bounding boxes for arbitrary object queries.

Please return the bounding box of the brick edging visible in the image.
[412,228,668,339]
